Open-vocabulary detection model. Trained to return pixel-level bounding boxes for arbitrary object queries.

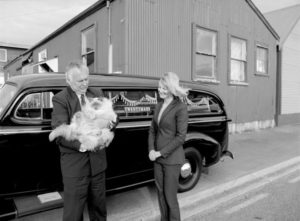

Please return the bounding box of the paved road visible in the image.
[185,159,300,221]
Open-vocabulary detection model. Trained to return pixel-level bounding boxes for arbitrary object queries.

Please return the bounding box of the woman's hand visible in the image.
[149,150,161,161]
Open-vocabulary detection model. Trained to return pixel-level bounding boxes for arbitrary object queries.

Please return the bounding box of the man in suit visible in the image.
[51,61,110,221]
[148,72,189,221]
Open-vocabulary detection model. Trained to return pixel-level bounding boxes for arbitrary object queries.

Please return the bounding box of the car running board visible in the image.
[0,192,63,220]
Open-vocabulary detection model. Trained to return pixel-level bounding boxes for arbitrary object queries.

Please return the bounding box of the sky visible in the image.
[0,0,98,46]
[0,0,300,47]
[251,0,300,12]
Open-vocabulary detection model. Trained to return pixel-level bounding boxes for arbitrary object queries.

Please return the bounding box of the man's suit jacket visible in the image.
[148,97,188,165]
[51,86,107,177]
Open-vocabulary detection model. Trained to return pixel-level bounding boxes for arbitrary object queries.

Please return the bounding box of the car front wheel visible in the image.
[178,147,202,192]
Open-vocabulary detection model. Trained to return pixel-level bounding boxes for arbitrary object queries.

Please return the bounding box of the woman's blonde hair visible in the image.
[159,72,189,98]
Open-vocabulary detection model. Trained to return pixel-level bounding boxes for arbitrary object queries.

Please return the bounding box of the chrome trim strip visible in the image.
[188,116,227,124]
[117,122,151,128]
[0,128,51,135]
[0,116,227,134]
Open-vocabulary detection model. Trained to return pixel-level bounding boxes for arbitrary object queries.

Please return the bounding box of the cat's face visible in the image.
[88,97,105,110]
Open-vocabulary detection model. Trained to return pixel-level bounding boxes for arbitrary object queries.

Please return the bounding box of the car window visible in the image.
[15,91,54,120]
[185,90,222,115]
[103,89,158,120]
[0,84,18,116]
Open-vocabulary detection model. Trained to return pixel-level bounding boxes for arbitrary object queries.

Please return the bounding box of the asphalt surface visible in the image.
[195,169,300,221]
[14,124,300,221]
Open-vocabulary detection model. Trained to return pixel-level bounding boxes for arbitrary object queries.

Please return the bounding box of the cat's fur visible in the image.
[49,97,117,151]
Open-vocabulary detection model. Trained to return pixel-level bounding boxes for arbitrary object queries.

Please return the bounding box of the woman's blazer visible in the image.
[148,98,188,165]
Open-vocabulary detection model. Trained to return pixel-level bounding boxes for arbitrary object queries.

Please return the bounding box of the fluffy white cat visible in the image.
[49,97,117,151]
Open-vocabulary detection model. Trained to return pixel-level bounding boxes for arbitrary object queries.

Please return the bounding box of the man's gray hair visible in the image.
[65,61,89,85]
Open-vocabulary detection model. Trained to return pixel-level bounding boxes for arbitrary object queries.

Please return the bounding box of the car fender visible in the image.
[184,132,221,166]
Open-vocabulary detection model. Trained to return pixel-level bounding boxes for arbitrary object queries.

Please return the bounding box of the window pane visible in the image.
[103,90,158,119]
[16,93,42,119]
[230,60,245,81]
[82,26,95,54]
[83,53,95,73]
[42,92,54,120]
[0,49,7,62]
[195,54,216,78]
[82,26,95,72]
[185,91,222,115]
[0,84,17,116]
[256,47,268,73]
[231,38,246,60]
[196,29,216,55]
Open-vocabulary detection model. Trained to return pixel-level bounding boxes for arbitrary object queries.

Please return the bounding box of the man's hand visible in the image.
[79,144,87,152]
[108,120,116,130]
[108,115,119,131]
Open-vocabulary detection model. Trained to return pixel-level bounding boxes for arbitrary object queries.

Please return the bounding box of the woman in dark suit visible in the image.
[148,72,189,221]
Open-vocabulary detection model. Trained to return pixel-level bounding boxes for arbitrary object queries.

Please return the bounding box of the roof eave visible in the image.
[245,0,280,40]
[22,0,108,56]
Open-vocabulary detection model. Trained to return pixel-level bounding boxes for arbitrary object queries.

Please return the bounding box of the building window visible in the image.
[38,49,47,73]
[81,25,95,73]
[193,27,217,81]
[0,49,7,62]
[256,45,268,75]
[230,37,247,83]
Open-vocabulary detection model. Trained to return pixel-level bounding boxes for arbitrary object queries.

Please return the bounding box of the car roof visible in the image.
[5,73,222,103]
[5,73,160,89]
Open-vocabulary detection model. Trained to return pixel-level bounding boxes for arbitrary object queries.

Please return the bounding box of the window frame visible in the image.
[192,24,220,84]
[12,89,57,124]
[0,49,8,62]
[81,24,97,73]
[185,90,223,116]
[38,49,47,73]
[228,35,248,86]
[255,43,269,77]
[101,88,158,121]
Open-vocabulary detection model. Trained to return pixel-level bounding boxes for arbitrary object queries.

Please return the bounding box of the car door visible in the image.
[102,88,158,190]
[0,89,62,196]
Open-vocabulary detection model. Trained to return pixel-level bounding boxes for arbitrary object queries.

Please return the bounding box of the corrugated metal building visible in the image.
[4,0,279,133]
[265,5,300,125]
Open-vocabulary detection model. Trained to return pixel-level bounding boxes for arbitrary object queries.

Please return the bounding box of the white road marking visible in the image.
[288,175,300,184]
[181,156,300,207]
[224,193,269,214]
[182,164,300,220]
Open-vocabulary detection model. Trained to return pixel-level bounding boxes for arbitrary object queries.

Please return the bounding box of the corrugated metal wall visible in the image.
[125,0,192,79]
[122,0,278,129]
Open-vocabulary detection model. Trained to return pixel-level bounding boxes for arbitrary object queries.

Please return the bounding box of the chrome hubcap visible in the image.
[181,162,192,178]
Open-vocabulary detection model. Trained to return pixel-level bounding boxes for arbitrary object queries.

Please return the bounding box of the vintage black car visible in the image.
[0,73,232,220]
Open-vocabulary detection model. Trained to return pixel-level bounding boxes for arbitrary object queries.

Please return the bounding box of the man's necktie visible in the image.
[80,94,86,106]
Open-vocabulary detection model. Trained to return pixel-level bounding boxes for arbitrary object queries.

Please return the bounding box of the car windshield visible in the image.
[0,83,18,116]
